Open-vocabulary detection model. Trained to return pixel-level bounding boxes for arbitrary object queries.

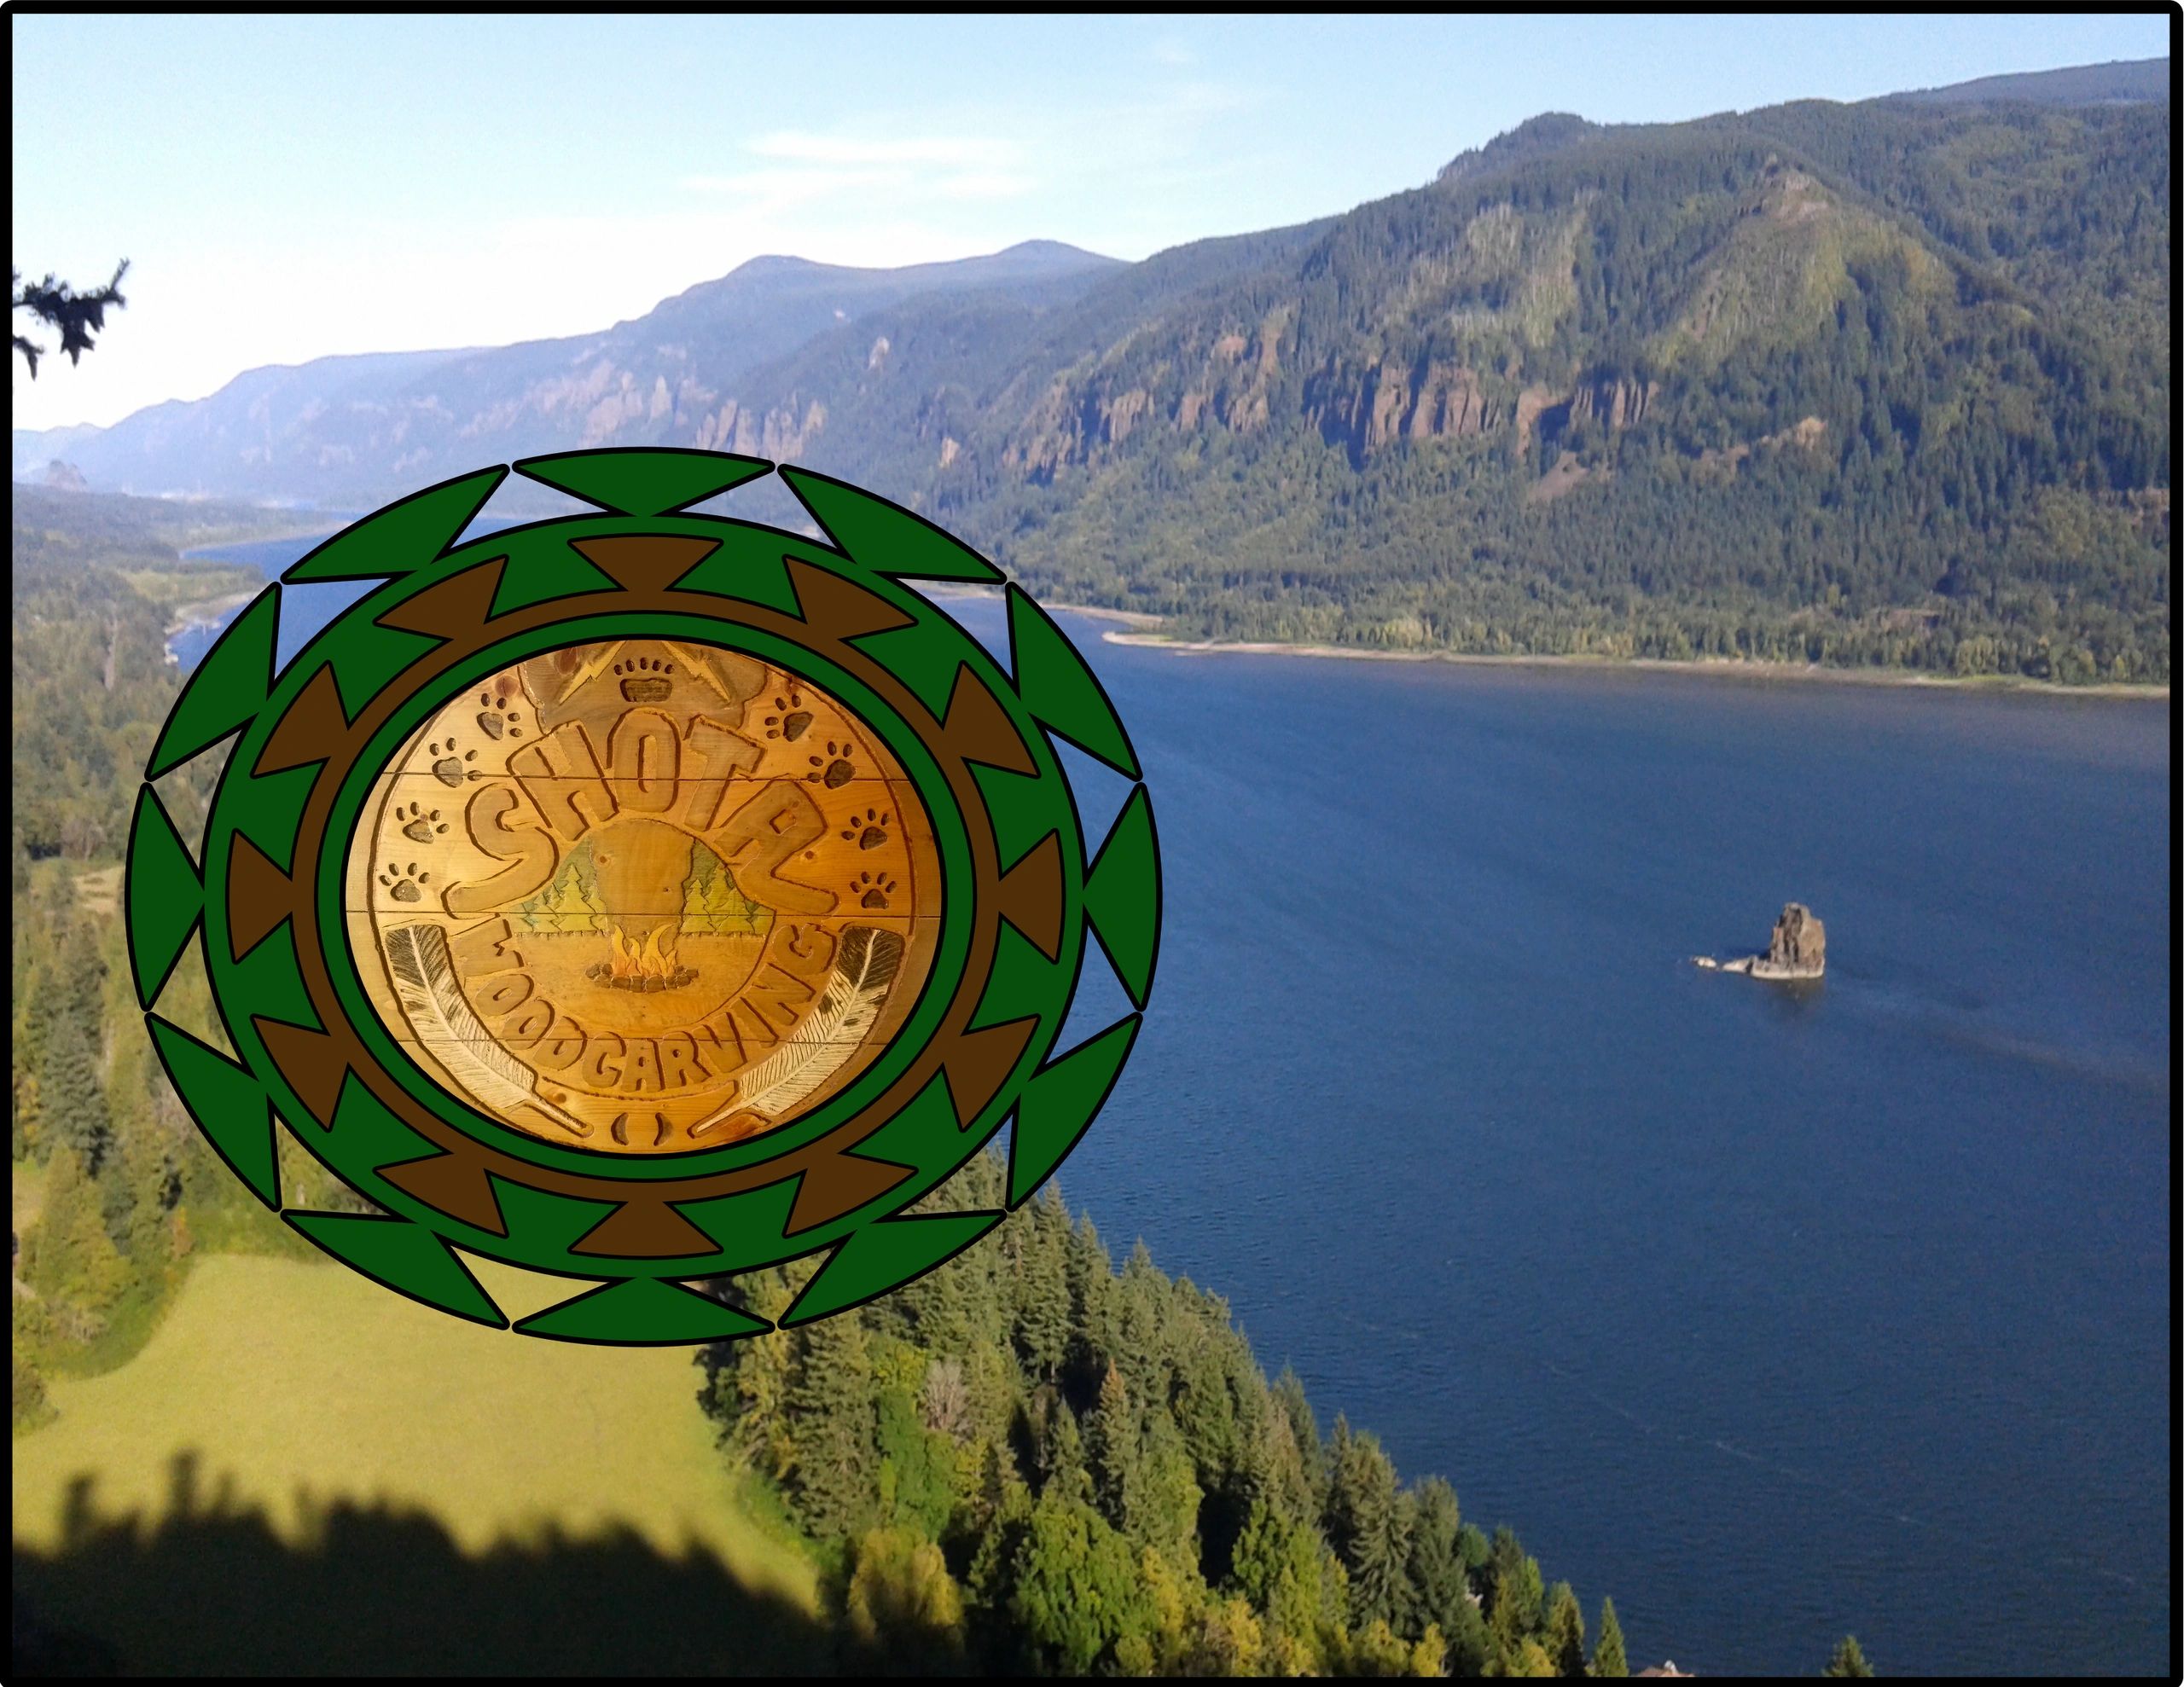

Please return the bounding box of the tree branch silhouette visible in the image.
[14,260,131,377]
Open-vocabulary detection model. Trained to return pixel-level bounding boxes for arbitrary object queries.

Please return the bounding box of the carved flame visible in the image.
[606,925,679,983]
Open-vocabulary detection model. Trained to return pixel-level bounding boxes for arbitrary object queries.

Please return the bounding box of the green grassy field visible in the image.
[15,1253,828,1673]
[13,1156,49,1234]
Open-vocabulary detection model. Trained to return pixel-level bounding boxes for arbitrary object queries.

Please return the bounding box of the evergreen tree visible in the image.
[1543,1580,1586,1676]
[1593,1596,1629,1677]
[1004,1494,1154,1673]
[1084,1359,1140,1534]
[784,1307,880,1537]
[711,1268,799,1480]
[20,1148,127,1324]
[1034,1392,1093,1504]
[1064,1214,1117,1384]
[1824,1634,1875,1678]
[1136,1406,1206,1568]
[1326,1420,1409,1631]
[32,915,110,1174]
[1486,1527,1546,1661]
[1273,1365,1329,1515]
[1013,1184,1072,1382]
[1403,1475,1487,1670]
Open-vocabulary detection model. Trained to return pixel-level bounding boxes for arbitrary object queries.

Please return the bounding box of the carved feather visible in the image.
[710,925,903,1128]
[383,922,592,1138]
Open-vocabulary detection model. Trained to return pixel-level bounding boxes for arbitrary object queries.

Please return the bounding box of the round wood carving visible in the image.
[344,637,940,1153]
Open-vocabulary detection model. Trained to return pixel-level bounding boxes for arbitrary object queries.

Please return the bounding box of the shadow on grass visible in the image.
[13,1450,844,1676]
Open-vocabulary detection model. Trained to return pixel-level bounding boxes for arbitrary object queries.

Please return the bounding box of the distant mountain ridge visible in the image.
[13,61,2169,682]
[1887,56,2168,107]
[11,241,1119,504]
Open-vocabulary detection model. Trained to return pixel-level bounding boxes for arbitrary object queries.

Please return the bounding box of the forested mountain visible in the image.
[1889,57,2169,107]
[15,66,2169,681]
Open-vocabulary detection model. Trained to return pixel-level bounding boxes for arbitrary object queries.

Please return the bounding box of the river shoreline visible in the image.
[164,588,260,637]
[919,583,2169,698]
[1095,628,2169,699]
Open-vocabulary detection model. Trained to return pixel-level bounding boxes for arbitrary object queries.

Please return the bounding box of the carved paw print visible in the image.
[805,740,856,789]
[763,692,813,741]
[378,861,431,903]
[426,739,480,787]
[394,801,447,844]
[615,655,674,701]
[473,689,524,740]
[840,807,892,850]
[854,870,897,910]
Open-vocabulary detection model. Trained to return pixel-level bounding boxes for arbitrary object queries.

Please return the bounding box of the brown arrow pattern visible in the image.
[227,833,298,963]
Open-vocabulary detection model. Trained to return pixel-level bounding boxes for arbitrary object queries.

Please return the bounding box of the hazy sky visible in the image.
[11,13,2171,430]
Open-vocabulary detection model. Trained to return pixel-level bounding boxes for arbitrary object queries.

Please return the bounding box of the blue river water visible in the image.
[178,533,2171,1676]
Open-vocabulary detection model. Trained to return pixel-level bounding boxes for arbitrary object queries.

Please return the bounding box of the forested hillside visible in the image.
[12,73,2170,684]
[11,496,378,1424]
[894,99,2168,681]
[633,84,2174,682]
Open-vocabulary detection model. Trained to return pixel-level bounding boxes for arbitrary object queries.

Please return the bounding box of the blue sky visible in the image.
[10,12,2171,429]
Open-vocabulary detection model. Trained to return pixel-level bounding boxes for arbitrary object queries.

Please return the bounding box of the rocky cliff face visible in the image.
[1692,902,1826,979]
[1756,895,1826,973]
[1765,903,1827,973]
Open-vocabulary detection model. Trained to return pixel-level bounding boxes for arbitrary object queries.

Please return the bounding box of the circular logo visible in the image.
[125,452,1160,1343]
[350,639,943,1154]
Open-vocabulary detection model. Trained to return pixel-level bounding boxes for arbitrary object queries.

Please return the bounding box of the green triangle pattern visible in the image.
[781,465,1004,583]
[670,544,805,615]
[514,1275,770,1344]
[1008,1014,1141,1206]
[145,588,279,779]
[286,1210,507,1327]
[1084,786,1160,1009]
[487,544,619,616]
[283,467,507,583]
[1008,587,1140,777]
[782,1209,1003,1326]
[126,786,204,1009]
[148,1015,280,1209]
[514,449,773,516]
